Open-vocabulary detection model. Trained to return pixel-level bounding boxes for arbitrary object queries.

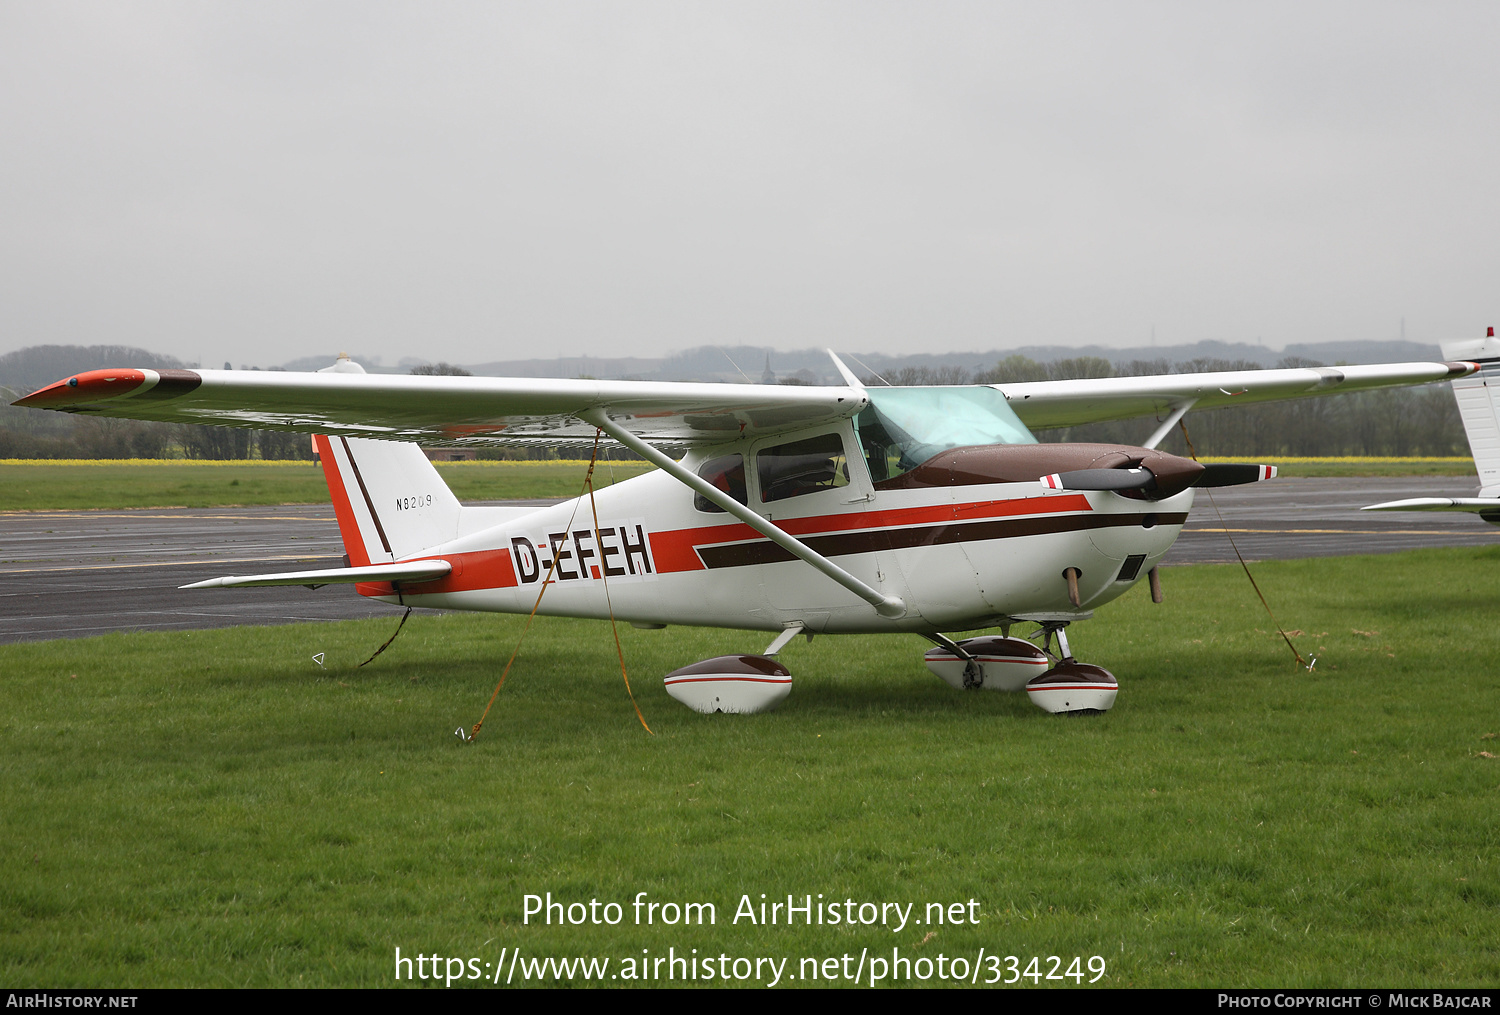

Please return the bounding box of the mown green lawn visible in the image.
[0,457,1478,512]
[2,547,1496,987]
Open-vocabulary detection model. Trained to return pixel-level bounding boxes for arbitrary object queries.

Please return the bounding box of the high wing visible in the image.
[997,361,1477,430]
[14,367,867,450]
[13,356,1476,448]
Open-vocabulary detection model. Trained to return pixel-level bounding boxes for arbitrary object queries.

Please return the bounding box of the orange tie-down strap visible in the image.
[469,431,652,740]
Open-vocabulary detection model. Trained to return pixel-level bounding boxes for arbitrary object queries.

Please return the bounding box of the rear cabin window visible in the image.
[694,453,747,513]
[756,433,850,503]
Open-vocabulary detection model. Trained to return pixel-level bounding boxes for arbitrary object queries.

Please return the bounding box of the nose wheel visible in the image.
[1024,622,1118,715]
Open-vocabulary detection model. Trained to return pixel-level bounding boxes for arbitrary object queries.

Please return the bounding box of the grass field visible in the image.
[2,547,1497,987]
[0,457,1479,511]
[0,459,656,510]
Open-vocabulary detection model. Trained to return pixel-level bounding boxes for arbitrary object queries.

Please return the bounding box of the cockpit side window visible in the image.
[756,433,850,503]
[693,453,747,513]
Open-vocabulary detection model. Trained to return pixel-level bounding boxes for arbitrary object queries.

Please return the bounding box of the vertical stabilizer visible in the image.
[1440,335,1500,497]
[314,435,464,564]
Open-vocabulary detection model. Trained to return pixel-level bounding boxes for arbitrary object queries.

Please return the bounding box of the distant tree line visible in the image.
[0,415,316,460]
[0,344,319,460]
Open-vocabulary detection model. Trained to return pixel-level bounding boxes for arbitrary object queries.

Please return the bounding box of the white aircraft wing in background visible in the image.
[1364,331,1500,523]
[1360,497,1500,518]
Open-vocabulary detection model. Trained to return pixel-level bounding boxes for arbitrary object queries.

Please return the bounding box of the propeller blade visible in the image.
[1193,463,1278,488]
[1041,467,1155,491]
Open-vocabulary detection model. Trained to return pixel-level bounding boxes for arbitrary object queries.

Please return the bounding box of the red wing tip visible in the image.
[13,367,202,408]
[1446,361,1482,377]
[13,368,148,407]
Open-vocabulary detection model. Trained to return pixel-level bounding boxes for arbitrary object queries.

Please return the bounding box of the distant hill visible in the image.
[0,344,186,396]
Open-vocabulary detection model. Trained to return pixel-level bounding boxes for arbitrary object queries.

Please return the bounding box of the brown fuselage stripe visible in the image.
[695,512,1187,569]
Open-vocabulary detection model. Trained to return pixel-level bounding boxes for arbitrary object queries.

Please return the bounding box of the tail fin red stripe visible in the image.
[315,434,372,567]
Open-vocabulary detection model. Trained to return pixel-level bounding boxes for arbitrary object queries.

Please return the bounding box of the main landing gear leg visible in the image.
[1031,621,1074,663]
[920,632,1050,692]
[1025,621,1119,715]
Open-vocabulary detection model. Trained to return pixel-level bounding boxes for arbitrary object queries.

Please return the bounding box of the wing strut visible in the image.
[826,349,867,390]
[582,409,907,620]
[1141,400,1197,450]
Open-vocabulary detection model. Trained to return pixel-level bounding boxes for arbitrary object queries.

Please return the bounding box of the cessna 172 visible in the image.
[14,352,1477,716]
[1365,328,1500,525]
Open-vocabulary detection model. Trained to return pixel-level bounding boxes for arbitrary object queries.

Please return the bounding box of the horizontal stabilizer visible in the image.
[180,559,451,590]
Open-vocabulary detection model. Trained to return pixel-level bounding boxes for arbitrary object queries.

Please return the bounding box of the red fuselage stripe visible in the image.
[357,548,518,597]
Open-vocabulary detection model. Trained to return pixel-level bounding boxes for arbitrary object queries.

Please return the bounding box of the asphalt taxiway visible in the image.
[2,478,1495,644]
[1162,476,1499,564]
[0,501,545,644]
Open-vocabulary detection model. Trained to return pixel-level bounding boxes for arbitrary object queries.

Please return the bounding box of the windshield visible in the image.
[854,386,1036,482]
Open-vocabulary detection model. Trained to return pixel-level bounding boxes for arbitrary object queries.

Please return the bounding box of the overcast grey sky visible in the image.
[2,1,1497,367]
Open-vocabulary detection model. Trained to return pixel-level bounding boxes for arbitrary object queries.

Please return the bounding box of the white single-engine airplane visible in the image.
[14,351,1477,716]
[1365,328,1500,525]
